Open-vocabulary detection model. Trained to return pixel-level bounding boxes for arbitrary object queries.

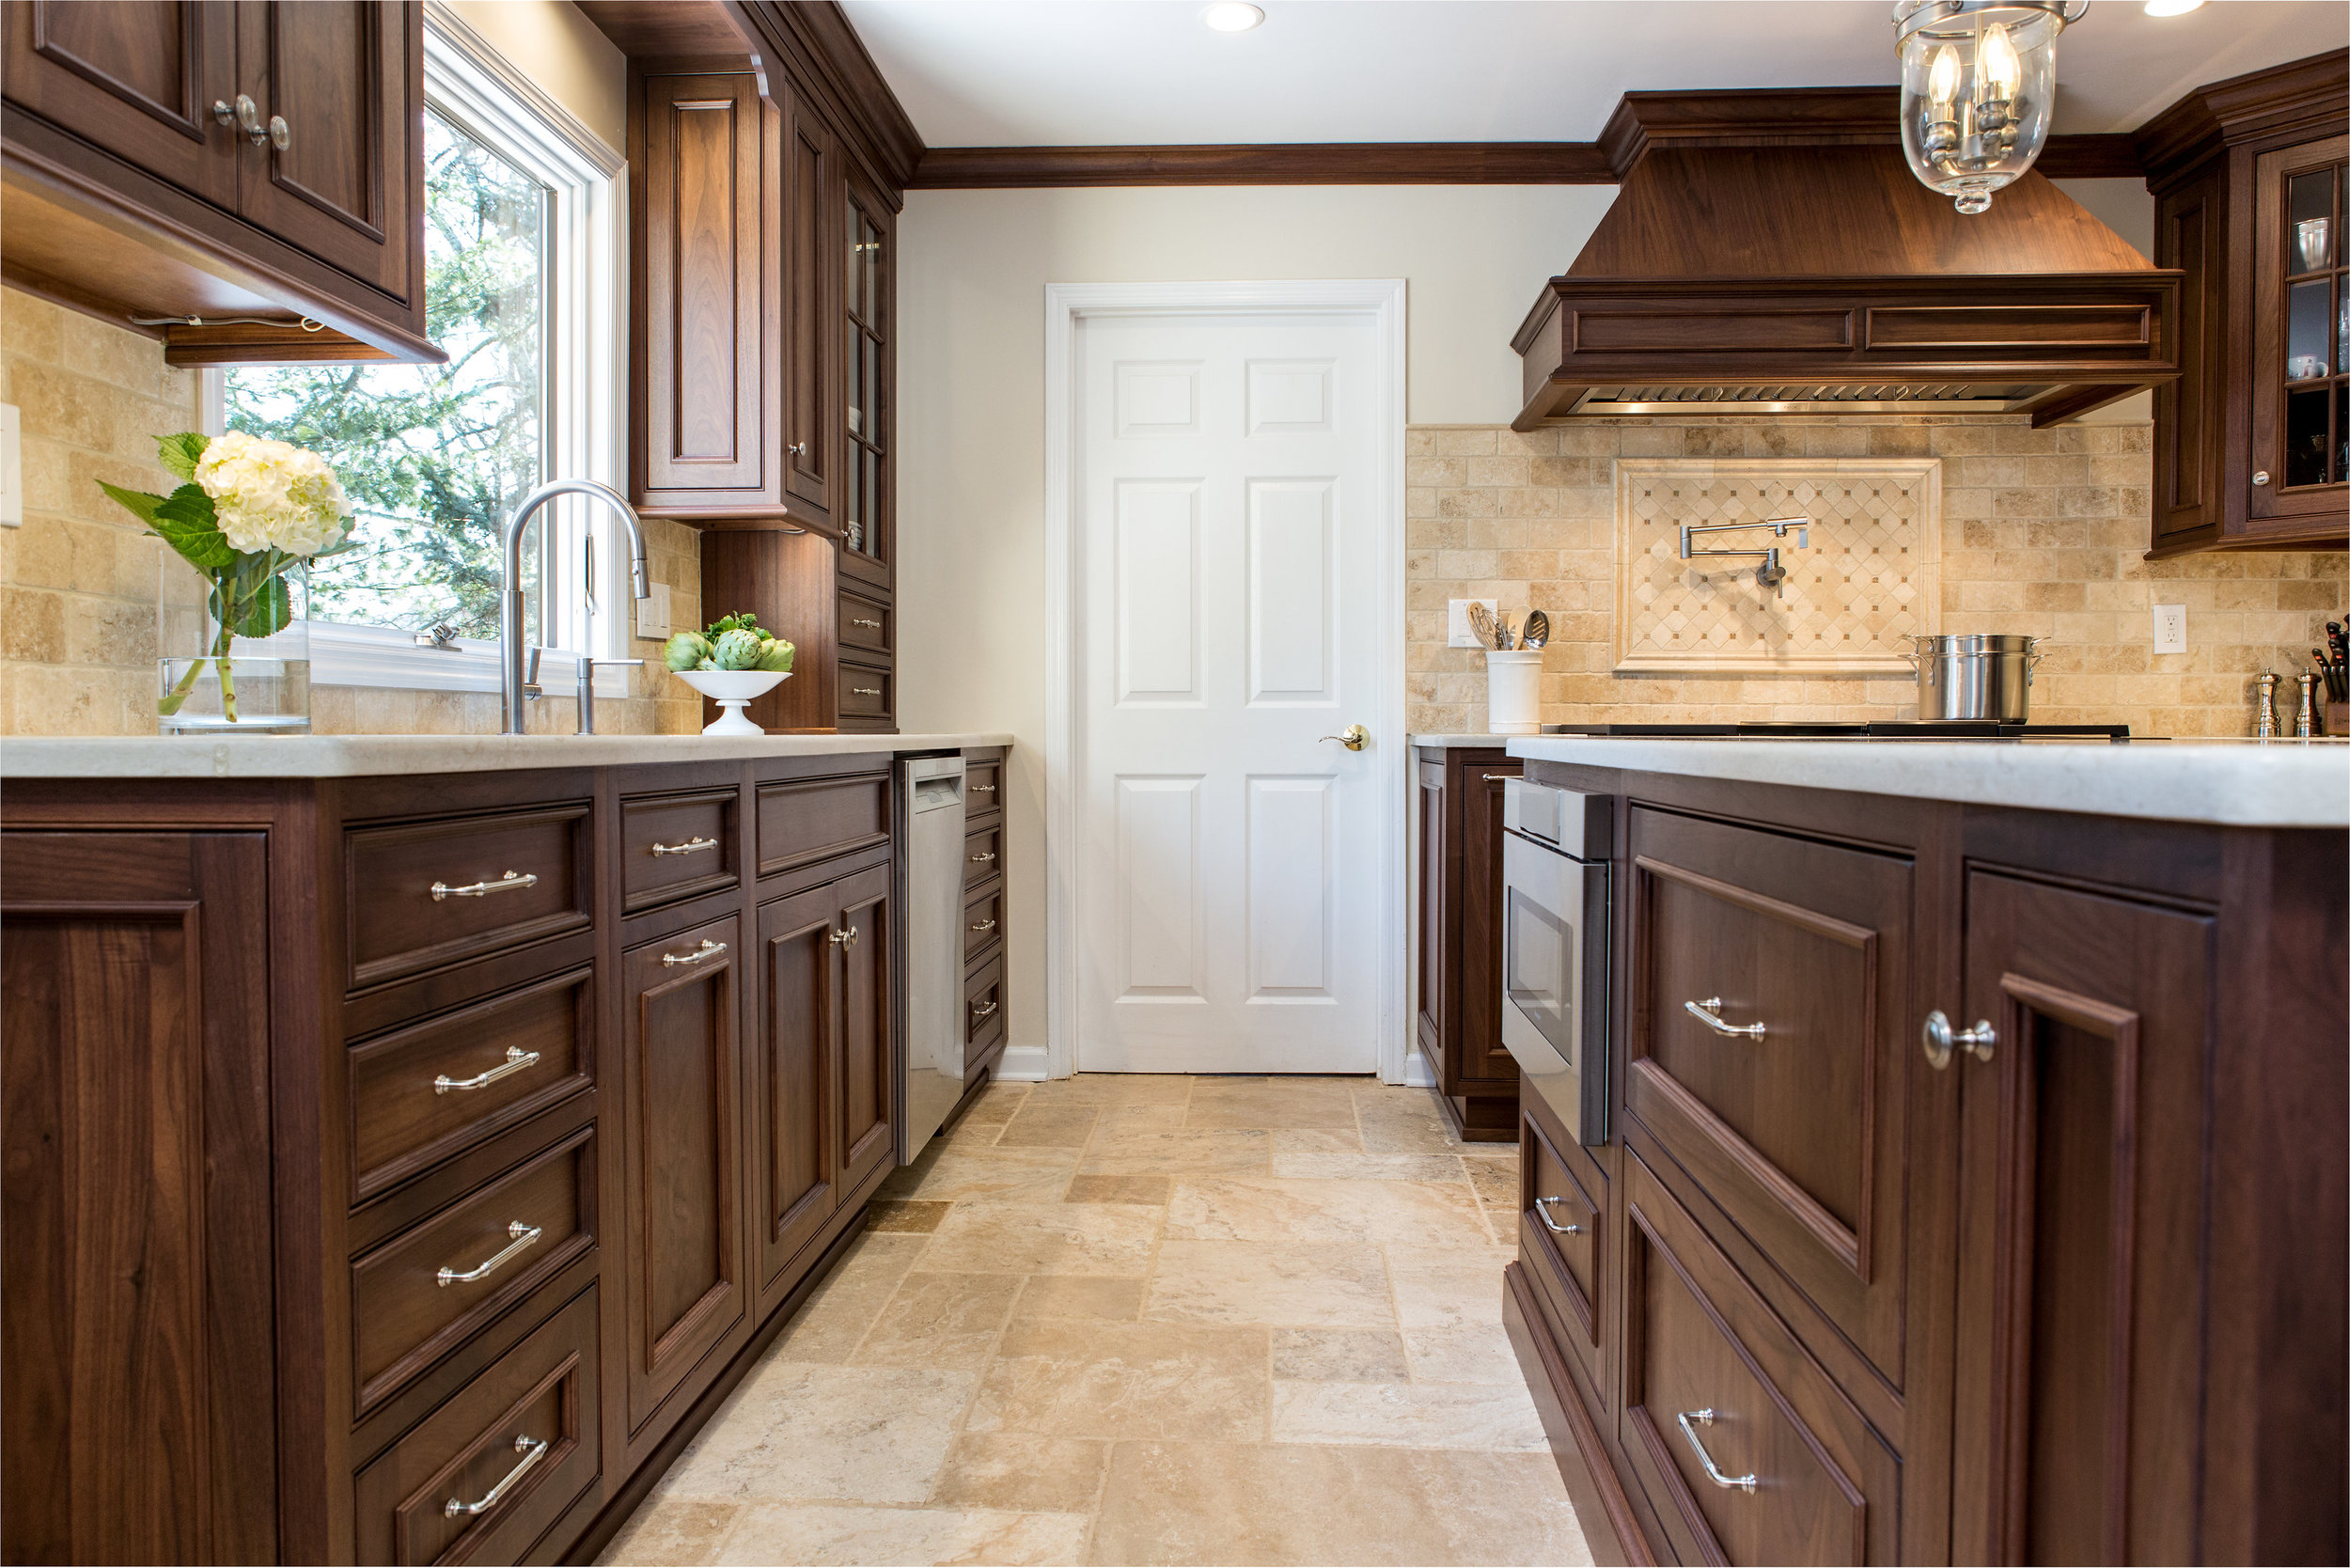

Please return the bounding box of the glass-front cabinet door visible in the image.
[839,175,892,592]
[2252,133,2349,528]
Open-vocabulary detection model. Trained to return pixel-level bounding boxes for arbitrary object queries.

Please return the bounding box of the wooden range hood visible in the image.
[1512,89,2181,429]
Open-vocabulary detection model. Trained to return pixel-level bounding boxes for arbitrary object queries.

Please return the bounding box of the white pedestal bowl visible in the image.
[674,668,791,735]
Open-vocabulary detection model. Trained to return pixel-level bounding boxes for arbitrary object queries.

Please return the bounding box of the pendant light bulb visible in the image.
[1977,22,2022,100]
[1927,42,1963,108]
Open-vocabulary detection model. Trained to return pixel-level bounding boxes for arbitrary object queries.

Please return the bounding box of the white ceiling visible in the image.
[839,0,2348,147]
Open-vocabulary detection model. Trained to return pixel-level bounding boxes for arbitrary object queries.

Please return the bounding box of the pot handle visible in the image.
[2024,638,2053,685]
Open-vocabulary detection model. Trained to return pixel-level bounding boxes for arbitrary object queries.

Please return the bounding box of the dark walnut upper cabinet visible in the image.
[2140,49,2350,557]
[0,0,438,364]
[1414,745,1519,1141]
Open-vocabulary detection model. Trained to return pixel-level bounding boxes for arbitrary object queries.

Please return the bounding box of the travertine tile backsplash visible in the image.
[1408,418,2347,738]
[0,288,702,737]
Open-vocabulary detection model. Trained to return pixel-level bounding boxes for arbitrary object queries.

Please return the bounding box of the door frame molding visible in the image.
[1039,278,1410,1083]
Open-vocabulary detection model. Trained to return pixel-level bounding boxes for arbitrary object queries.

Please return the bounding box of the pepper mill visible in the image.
[2295,673,2318,738]
[2254,670,2280,738]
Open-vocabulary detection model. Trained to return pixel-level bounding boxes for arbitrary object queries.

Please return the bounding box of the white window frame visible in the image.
[203,3,630,698]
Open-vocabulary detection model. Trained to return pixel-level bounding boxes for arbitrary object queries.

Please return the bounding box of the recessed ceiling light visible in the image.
[1202,3,1265,32]
[2143,0,2205,14]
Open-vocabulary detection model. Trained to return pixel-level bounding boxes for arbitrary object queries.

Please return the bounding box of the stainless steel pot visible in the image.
[1903,634,2046,722]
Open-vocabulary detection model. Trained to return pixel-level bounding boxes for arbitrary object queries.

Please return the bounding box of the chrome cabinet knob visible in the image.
[1921,1009,1996,1069]
[268,113,290,151]
[2253,471,2271,486]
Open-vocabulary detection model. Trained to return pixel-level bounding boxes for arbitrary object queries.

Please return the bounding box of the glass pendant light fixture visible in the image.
[1894,1,2087,213]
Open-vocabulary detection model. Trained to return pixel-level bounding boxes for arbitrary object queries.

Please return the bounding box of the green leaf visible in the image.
[155,431,209,483]
[97,480,166,528]
[232,572,291,639]
[145,484,237,571]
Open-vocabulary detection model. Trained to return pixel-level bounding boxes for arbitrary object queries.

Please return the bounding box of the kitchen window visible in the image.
[206,11,624,696]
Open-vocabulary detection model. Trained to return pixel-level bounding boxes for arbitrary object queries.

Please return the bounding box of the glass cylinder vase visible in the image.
[157,557,312,735]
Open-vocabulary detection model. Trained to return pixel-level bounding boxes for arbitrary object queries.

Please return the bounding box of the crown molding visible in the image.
[2134,48,2349,188]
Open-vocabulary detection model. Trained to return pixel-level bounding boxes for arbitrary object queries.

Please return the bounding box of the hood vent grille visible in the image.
[1574,383,2047,415]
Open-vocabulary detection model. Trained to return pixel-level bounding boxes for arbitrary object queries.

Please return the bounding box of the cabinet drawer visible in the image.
[1622,1152,1895,1566]
[963,757,1002,820]
[347,806,593,991]
[964,822,1003,890]
[838,661,892,721]
[963,883,1004,970]
[352,1286,603,1566]
[965,952,1006,1058]
[352,1127,596,1413]
[1625,807,1913,1383]
[837,591,891,658]
[621,788,739,913]
[1520,1111,1603,1368]
[348,969,596,1202]
[756,771,889,878]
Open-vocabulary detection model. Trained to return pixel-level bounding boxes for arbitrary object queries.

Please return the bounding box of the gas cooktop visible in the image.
[1539,721,2136,741]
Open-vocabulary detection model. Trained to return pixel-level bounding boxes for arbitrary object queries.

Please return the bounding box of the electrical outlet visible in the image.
[2152,603,2187,655]
[635,581,672,641]
[1448,598,1496,648]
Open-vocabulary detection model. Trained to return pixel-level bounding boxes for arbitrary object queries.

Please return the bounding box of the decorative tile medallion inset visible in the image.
[1613,458,1942,675]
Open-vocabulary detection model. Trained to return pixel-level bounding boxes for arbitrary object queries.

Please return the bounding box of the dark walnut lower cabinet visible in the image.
[1503,762,2346,1567]
[1415,745,1520,1140]
[0,745,987,1565]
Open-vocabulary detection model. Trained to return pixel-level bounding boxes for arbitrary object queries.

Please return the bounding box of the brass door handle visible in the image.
[1318,725,1369,751]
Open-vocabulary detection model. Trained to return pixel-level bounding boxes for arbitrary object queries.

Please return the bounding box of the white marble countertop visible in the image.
[0,731,1014,779]
[1410,733,1526,749]
[1506,735,2350,828]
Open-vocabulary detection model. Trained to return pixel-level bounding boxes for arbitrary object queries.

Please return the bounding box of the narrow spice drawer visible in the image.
[347,806,592,992]
[1621,1152,1896,1567]
[965,951,1006,1058]
[838,661,892,721]
[621,788,739,913]
[1521,1110,1603,1369]
[964,822,1003,890]
[347,968,595,1202]
[837,591,891,658]
[963,756,1002,820]
[756,770,889,878]
[963,883,1004,970]
[352,1285,603,1566]
[351,1126,596,1414]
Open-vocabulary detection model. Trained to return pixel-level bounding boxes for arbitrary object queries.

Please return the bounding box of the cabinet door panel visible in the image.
[781,88,832,516]
[1415,758,1447,1078]
[834,864,893,1193]
[236,0,415,301]
[1950,873,2215,1565]
[0,831,275,1565]
[755,882,838,1302]
[1460,759,1520,1085]
[1,0,237,205]
[622,914,746,1436]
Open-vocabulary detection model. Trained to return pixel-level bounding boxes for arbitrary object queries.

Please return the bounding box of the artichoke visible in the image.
[712,628,765,670]
[663,631,712,672]
[755,636,795,673]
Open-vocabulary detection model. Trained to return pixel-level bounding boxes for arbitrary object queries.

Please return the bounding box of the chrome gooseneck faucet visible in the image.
[501,478,652,735]
[1679,516,1810,591]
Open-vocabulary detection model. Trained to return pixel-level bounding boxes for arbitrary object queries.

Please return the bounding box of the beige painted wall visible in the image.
[442,0,626,151]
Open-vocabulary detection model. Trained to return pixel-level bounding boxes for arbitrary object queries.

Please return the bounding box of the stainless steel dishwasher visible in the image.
[899,754,968,1162]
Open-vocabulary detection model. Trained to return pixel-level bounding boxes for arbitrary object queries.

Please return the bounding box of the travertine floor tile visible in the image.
[1146,1239,1394,1327]
[1463,1156,1520,1215]
[867,1200,954,1232]
[1089,1442,1590,1566]
[661,1362,979,1503]
[1186,1077,1359,1130]
[1094,1102,1189,1134]
[1026,1074,1195,1105]
[990,1105,1099,1149]
[954,1085,1031,1127]
[776,1233,932,1362]
[599,1497,742,1566]
[1269,1126,1365,1154]
[1166,1175,1495,1247]
[1078,1127,1269,1176]
[1270,1326,1414,1383]
[930,1432,1110,1513]
[1010,1275,1148,1323]
[1272,1151,1468,1183]
[1402,1324,1522,1385]
[1270,1380,1549,1450]
[969,1320,1269,1442]
[852,1273,1024,1370]
[712,1504,1092,1567]
[1384,1246,1517,1329]
[891,1147,1085,1205]
[1064,1171,1170,1205]
[918,1200,1162,1276]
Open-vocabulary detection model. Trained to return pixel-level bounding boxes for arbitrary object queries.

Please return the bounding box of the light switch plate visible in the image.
[635,581,672,641]
[2152,603,2186,655]
[0,403,21,528]
[1448,598,1496,648]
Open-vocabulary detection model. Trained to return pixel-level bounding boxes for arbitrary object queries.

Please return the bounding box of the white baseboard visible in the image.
[1402,1051,1437,1090]
[993,1043,1052,1082]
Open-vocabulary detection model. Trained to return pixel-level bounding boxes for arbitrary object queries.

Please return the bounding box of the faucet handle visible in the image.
[574,656,646,735]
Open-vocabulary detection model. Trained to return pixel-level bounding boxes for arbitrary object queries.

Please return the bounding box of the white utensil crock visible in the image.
[1485,649,1543,735]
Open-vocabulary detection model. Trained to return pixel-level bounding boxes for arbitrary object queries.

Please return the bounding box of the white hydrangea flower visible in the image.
[196,430,354,557]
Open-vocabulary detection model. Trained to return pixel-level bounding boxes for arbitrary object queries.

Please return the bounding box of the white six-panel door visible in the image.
[1074,310,1384,1074]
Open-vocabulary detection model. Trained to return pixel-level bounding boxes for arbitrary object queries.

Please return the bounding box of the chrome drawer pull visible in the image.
[444,1434,549,1517]
[434,1045,540,1096]
[970,783,996,793]
[1685,997,1765,1038]
[971,999,998,1020]
[1534,1197,1583,1235]
[1920,1010,1996,1070]
[852,686,883,698]
[650,836,717,857]
[438,1221,541,1287]
[662,939,727,967]
[968,918,997,933]
[431,870,537,902]
[969,851,996,864]
[1675,1409,1757,1493]
[851,617,883,629]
